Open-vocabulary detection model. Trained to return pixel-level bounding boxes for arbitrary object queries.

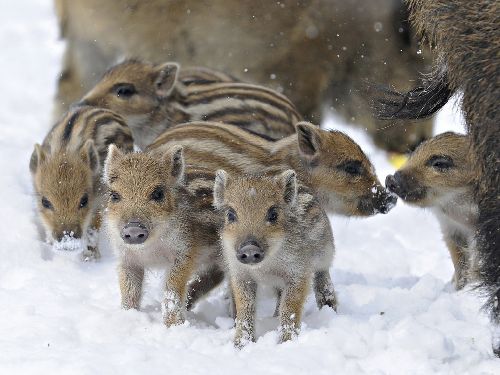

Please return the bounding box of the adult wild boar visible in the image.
[373,0,499,356]
[54,0,431,152]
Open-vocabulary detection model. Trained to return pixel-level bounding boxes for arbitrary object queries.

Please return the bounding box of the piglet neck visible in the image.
[438,188,478,228]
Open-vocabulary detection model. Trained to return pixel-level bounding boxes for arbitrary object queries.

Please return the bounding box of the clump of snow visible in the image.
[47,229,99,259]
[50,234,86,258]
[0,1,499,374]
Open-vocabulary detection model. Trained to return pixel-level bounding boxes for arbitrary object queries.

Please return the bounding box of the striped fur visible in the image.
[30,106,133,259]
[147,121,396,218]
[148,121,397,310]
[80,60,302,149]
[43,106,133,162]
[177,66,238,87]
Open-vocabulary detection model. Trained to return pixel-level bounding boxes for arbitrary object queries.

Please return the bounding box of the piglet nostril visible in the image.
[237,243,264,265]
[121,221,149,245]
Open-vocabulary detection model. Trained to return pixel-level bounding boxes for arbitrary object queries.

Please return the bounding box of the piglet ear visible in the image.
[213,169,228,210]
[81,140,100,174]
[276,169,297,205]
[295,122,322,160]
[164,145,185,183]
[29,143,46,174]
[103,144,123,185]
[154,62,179,98]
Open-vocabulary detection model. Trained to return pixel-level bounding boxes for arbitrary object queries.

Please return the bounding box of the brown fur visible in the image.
[30,106,133,259]
[148,121,397,218]
[147,121,396,309]
[372,0,499,353]
[386,132,478,289]
[214,170,336,346]
[80,60,301,149]
[408,3,500,340]
[54,0,433,152]
[103,145,220,325]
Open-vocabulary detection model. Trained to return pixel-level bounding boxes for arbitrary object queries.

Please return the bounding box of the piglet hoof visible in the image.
[121,301,140,311]
[322,296,338,312]
[162,291,185,327]
[234,339,246,349]
[454,280,466,291]
[234,329,254,349]
[162,305,185,327]
[316,292,337,312]
[81,246,101,262]
[163,313,185,328]
[278,324,299,344]
[451,272,467,291]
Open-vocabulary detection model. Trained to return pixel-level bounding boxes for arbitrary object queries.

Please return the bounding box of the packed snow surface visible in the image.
[0,1,498,374]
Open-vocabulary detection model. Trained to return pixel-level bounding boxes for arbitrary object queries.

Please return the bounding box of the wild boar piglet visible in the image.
[103,145,220,326]
[214,170,336,347]
[29,106,133,259]
[386,132,478,289]
[80,60,301,148]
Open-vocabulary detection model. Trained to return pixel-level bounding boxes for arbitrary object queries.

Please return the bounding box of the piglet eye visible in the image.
[433,161,451,169]
[266,206,279,224]
[41,197,53,210]
[114,83,137,98]
[79,193,89,209]
[110,191,121,203]
[427,155,453,171]
[150,186,165,202]
[227,208,237,223]
[339,160,363,176]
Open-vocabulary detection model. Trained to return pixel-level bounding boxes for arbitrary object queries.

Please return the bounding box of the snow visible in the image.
[0,1,498,374]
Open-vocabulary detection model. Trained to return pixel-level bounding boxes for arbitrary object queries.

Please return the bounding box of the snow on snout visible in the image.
[51,233,86,255]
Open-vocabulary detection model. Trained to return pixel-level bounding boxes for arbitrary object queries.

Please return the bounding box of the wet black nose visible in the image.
[386,171,408,196]
[237,240,264,264]
[121,221,149,244]
[385,173,399,193]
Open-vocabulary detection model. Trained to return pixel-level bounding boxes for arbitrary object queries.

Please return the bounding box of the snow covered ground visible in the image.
[0,1,498,374]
